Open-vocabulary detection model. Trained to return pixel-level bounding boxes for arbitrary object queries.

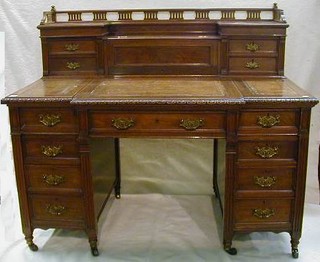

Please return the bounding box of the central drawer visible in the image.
[88,111,226,137]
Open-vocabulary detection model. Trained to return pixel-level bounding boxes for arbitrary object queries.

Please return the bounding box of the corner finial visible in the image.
[51,5,56,13]
[273,3,278,9]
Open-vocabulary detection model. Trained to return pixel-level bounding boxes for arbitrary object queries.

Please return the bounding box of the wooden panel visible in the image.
[234,199,292,223]
[26,165,82,191]
[48,40,96,55]
[89,112,226,137]
[107,39,219,75]
[20,108,77,133]
[236,168,294,191]
[229,57,277,75]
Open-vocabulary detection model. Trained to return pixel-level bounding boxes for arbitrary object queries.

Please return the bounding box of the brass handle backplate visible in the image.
[255,146,278,159]
[257,114,280,128]
[112,118,135,130]
[180,119,204,130]
[43,174,65,186]
[66,62,80,70]
[65,43,79,51]
[39,114,61,127]
[253,208,275,219]
[254,176,277,188]
[46,204,66,216]
[246,60,259,69]
[246,42,260,52]
[41,145,63,157]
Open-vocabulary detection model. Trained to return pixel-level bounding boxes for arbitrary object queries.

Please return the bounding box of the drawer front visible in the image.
[49,40,96,55]
[49,57,97,74]
[26,165,82,191]
[229,39,277,54]
[229,57,277,75]
[22,135,79,164]
[238,141,297,161]
[239,110,298,134]
[234,199,292,223]
[30,196,85,221]
[20,108,77,133]
[236,168,294,191]
[89,112,226,136]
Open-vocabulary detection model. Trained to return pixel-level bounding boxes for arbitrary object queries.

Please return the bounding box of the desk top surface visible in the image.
[2,77,318,106]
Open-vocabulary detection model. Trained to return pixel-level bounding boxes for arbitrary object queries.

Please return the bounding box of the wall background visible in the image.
[1,0,320,241]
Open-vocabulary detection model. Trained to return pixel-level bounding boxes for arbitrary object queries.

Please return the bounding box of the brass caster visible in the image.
[225,247,237,255]
[292,248,299,259]
[28,243,39,252]
[115,193,121,199]
[91,247,99,256]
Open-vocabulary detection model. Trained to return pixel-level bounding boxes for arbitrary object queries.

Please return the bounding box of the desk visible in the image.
[1,5,319,259]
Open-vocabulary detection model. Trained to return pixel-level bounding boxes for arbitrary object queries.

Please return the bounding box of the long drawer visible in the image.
[89,111,226,137]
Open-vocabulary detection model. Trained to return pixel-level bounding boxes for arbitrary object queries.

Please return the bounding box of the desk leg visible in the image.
[114,138,121,199]
[213,139,219,198]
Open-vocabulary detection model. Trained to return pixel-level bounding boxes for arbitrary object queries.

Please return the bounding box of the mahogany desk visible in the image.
[1,5,318,259]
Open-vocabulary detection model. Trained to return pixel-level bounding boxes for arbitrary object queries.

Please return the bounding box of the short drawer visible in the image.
[239,110,298,134]
[234,199,292,224]
[30,195,85,221]
[89,112,226,137]
[22,135,79,164]
[48,40,96,55]
[229,57,277,75]
[49,57,97,75]
[229,39,277,54]
[238,140,297,161]
[25,165,82,191]
[20,108,77,133]
[236,168,294,191]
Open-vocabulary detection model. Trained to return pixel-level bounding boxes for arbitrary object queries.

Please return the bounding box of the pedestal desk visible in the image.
[1,4,318,258]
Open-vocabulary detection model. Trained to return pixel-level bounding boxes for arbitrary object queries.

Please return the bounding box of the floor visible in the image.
[0,193,320,262]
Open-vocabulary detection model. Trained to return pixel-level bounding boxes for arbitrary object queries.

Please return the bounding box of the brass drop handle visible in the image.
[180,119,204,130]
[253,208,275,219]
[254,176,277,188]
[43,174,65,186]
[257,114,280,128]
[65,43,79,51]
[246,42,260,52]
[255,146,278,159]
[112,118,135,130]
[246,59,259,69]
[41,145,63,157]
[66,62,80,70]
[46,204,66,216]
[39,114,61,127]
